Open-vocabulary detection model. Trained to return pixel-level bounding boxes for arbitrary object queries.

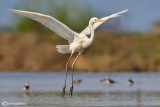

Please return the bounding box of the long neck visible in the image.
[89,23,95,43]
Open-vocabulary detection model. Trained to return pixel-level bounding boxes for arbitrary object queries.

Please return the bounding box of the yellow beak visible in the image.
[98,19,105,22]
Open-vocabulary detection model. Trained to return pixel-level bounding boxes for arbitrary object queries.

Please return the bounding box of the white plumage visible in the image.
[9,9,76,44]
[81,9,128,36]
[9,9,128,96]
[56,45,71,54]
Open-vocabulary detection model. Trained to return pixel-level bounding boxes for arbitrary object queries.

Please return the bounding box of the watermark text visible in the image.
[2,101,25,106]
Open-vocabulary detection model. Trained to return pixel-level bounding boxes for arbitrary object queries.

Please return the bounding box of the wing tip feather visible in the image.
[8,8,17,13]
[119,9,128,14]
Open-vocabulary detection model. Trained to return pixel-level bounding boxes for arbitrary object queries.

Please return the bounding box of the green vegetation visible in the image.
[0,32,160,72]
[13,0,93,33]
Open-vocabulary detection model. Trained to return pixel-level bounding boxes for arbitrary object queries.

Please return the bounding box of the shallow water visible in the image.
[0,72,160,106]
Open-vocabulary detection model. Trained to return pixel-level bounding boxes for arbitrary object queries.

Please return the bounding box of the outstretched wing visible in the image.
[81,9,128,36]
[9,9,77,43]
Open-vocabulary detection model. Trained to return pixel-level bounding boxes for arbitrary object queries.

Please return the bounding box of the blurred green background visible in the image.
[0,0,160,72]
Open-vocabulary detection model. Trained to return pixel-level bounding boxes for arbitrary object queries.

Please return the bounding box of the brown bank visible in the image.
[0,32,160,72]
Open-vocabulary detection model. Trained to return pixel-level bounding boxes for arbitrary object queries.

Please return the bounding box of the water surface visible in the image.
[0,72,160,106]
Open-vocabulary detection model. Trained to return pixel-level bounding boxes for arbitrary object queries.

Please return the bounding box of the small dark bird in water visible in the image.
[100,77,116,85]
[127,78,134,86]
[73,79,82,84]
[23,82,30,91]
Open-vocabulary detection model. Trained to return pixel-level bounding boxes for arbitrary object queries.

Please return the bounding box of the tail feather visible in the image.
[56,45,71,54]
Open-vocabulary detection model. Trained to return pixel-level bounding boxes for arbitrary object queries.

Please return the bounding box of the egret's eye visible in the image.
[95,19,97,21]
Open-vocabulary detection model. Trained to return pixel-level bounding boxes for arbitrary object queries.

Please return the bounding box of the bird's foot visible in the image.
[69,84,73,97]
[62,85,66,97]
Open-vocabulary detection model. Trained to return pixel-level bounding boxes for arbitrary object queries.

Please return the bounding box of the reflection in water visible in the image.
[23,92,30,97]
[136,90,141,107]
[1,91,158,106]
[0,73,160,106]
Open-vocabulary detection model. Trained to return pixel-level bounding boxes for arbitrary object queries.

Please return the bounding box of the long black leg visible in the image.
[62,53,73,97]
[69,52,81,97]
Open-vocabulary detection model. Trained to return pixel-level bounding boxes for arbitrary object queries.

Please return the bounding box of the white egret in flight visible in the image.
[9,9,128,97]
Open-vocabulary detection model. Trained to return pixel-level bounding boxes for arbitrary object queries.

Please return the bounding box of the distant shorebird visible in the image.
[100,77,116,85]
[23,82,30,91]
[127,78,134,86]
[73,79,82,85]
[9,9,128,97]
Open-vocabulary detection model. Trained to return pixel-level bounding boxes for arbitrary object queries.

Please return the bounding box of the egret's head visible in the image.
[89,17,105,24]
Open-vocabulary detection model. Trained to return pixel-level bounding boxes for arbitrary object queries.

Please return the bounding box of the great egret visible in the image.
[9,9,128,96]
